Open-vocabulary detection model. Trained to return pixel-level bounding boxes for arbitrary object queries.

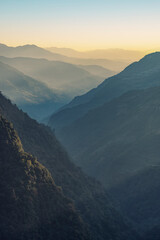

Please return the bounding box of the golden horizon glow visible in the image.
[1,0,160,53]
[1,40,159,54]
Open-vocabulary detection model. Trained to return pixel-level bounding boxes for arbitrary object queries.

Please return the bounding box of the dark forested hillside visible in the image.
[0,92,138,240]
[0,116,89,240]
[110,166,160,235]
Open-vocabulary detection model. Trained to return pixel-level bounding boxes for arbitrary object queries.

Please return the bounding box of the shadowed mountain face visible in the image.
[54,87,160,188]
[0,60,69,120]
[48,52,160,130]
[46,51,160,238]
[0,56,109,97]
[0,92,139,240]
[142,226,160,240]
[0,116,89,240]
[110,166,160,235]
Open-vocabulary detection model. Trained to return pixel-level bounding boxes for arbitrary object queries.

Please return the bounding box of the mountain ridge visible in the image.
[0,56,110,98]
[0,60,68,120]
[48,52,160,130]
[0,43,129,71]
[47,47,144,61]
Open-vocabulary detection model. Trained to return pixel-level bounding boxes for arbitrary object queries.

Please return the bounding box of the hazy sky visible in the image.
[0,0,160,50]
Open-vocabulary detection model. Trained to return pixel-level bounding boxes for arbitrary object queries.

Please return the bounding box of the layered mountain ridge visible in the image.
[46,52,160,236]
[0,56,109,97]
[0,60,69,120]
[48,52,160,130]
[0,43,130,71]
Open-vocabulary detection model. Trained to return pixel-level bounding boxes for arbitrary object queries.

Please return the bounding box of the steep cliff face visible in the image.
[0,116,89,240]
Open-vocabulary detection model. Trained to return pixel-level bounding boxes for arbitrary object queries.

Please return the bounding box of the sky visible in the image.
[0,0,160,51]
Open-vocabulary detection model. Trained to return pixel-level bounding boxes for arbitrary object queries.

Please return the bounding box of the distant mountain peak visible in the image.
[0,43,8,47]
[16,44,38,48]
[140,51,160,61]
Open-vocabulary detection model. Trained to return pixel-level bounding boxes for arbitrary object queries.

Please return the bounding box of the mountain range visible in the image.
[48,52,160,187]
[47,51,160,237]
[48,47,144,61]
[49,52,160,129]
[0,56,114,97]
[0,43,131,71]
[1,43,160,238]
[0,43,120,120]
[0,43,145,121]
